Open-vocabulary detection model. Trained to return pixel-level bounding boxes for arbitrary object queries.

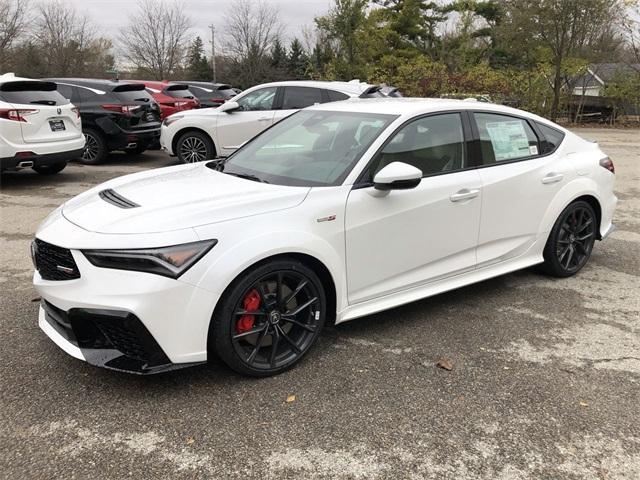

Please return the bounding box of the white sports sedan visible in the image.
[33,98,616,376]
[159,80,383,162]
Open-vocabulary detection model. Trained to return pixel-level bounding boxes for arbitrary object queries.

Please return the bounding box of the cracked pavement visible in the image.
[1,129,639,479]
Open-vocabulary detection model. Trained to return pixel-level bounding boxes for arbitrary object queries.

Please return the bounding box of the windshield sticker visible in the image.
[485,121,530,160]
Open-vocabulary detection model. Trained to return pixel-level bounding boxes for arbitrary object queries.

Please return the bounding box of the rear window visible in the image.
[327,90,349,102]
[0,81,69,106]
[536,122,565,154]
[165,87,196,99]
[114,89,155,104]
[217,88,237,99]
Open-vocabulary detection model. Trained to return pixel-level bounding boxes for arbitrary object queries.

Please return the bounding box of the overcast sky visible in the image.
[66,0,332,55]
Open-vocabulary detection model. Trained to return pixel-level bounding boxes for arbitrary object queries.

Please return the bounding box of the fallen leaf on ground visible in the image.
[286,394,296,403]
[186,437,195,445]
[580,401,589,407]
[436,358,453,371]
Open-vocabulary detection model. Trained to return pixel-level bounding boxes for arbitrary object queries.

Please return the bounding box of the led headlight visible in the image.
[82,239,217,278]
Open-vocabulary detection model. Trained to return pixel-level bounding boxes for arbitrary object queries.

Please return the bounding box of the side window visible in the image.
[236,87,277,111]
[366,113,466,182]
[536,122,565,154]
[327,90,349,102]
[282,87,324,109]
[78,87,99,103]
[474,113,539,164]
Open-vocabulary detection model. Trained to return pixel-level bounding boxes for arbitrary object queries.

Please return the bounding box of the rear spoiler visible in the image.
[359,85,382,98]
[113,83,146,92]
[1,81,56,92]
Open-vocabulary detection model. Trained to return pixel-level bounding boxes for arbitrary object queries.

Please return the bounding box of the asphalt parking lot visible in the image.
[1,128,639,479]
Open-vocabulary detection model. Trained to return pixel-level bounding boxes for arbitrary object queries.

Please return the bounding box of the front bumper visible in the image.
[39,300,203,374]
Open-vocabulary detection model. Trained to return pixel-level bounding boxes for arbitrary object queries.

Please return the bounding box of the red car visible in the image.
[127,81,200,119]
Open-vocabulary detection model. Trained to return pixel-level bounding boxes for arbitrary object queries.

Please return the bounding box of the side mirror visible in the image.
[219,100,240,113]
[372,162,422,194]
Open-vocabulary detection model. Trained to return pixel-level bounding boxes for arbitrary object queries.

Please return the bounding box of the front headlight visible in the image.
[162,115,184,127]
[82,240,217,278]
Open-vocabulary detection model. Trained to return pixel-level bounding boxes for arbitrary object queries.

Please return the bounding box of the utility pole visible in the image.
[209,24,216,83]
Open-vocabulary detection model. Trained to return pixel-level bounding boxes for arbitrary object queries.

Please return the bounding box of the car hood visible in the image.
[62,163,310,234]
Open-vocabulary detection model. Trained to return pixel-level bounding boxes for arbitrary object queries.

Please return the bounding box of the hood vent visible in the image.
[99,188,140,209]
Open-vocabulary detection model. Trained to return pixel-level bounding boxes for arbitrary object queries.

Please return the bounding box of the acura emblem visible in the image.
[57,107,62,115]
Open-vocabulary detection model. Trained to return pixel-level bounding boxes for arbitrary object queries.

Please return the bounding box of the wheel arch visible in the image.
[172,127,217,158]
[206,251,338,353]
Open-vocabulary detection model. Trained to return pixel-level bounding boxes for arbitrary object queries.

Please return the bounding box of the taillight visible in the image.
[210,98,225,103]
[0,108,38,122]
[173,101,190,108]
[101,104,138,116]
[599,157,615,174]
[71,107,80,118]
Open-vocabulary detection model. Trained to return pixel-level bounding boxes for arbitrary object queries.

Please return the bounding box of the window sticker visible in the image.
[485,121,531,161]
[529,145,538,156]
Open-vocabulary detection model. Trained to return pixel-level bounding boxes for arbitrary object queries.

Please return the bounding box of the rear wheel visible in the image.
[81,129,108,165]
[176,131,215,163]
[32,162,67,175]
[211,259,326,377]
[541,200,597,277]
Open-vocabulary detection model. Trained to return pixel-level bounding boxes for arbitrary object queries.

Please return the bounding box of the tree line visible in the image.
[1,0,639,121]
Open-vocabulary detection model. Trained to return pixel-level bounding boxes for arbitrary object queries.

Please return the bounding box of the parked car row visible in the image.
[1,75,396,172]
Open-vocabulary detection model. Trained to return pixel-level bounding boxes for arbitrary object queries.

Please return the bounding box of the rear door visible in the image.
[0,81,81,144]
[471,111,573,267]
[215,86,278,155]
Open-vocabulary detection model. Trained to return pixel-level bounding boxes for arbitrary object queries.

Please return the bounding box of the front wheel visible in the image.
[176,131,215,163]
[541,200,597,277]
[211,259,326,377]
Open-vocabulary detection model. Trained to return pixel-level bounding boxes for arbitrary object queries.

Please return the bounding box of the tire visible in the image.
[176,131,215,163]
[32,162,67,175]
[541,200,597,277]
[124,145,147,155]
[81,129,108,165]
[211,259,326,377]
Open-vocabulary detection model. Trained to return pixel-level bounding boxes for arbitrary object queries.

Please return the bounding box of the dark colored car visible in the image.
[45,78,162,164]
[171,81,238,108]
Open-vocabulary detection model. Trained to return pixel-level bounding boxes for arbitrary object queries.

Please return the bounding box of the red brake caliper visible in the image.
[236,289,261,334]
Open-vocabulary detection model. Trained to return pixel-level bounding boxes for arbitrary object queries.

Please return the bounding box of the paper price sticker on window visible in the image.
[486,121,531,161]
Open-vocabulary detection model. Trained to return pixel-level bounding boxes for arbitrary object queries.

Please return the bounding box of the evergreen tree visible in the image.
[186,36,211,81]
[288,38,308,79]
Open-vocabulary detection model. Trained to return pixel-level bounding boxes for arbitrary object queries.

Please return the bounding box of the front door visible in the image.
[345,112,482,303]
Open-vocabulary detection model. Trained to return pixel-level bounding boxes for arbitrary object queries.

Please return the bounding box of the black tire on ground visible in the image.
[211,258,326,377]
[175,131,215,163]
[32,162,67,175]
[541,200,597,278]
[81,128,108,165]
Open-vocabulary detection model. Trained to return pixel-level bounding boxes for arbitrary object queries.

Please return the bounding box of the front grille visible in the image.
[33,239,80,281]
[92,318,147,360]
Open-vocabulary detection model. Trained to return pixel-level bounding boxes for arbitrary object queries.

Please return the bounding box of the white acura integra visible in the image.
[33,98,616,376]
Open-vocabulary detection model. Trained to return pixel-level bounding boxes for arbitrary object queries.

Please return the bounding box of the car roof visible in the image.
[43,78,138,91]
[171,81,233,89]
[244,80,379,96]
[307,97,557,125]
[0,72,51,86]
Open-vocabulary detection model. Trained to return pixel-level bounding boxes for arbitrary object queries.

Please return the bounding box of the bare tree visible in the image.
[0,0,30,71]
[119,0,192,80]
[224,0,283,85]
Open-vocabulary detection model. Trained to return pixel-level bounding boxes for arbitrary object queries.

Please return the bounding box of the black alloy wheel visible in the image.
[81,129,108,165]
[211,259,326,376]
[542,200,597,277]
[176,131,215,163]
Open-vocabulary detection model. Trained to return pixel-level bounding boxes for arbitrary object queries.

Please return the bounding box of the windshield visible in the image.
[209,110,396,187]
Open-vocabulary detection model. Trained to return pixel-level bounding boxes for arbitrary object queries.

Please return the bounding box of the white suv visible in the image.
[160,80,383,162]
[0,73,85,174]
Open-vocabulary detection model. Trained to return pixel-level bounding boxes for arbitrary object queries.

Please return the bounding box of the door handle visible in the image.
[450,188,480,202]
[541,172,564,184]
